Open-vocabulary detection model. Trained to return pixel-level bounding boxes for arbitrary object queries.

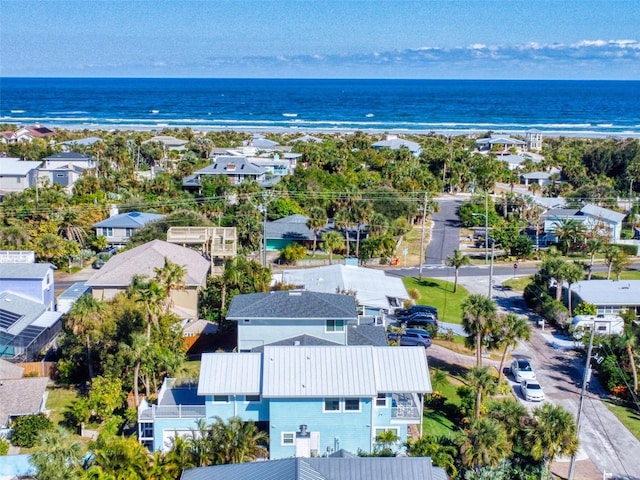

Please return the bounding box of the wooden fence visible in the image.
[17,361,58,378]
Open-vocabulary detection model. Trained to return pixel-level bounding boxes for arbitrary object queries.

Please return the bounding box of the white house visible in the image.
[372,135,421,157]
[568,280,640,320]
[0,157,41,196]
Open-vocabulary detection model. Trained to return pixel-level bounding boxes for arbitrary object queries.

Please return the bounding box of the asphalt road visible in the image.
[425,199,462,265]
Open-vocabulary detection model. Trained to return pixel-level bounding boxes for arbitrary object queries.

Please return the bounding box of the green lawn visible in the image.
[422,373,463,438]
[46,385,81,426]
[604,401,640,441]
[501,275,533,292]
[590,270,640,281]
[401,277,468,324]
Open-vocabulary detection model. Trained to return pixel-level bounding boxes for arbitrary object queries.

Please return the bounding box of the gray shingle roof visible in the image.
[0,377,49,428]
[181,456,444,480]
[251,334,342,352]
[226,291,358,320]
[266,215,315,241]
[579,204,626,223]
[347,324,388,346]
[43,152,92,162]
[86,239,209,288]
[93,211,164,229]
[0,358,24,380]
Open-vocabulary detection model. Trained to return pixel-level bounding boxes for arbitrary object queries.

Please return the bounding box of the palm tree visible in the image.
[306,207,326,256]
[447,249,470,293]
[615,327,638,393]
[208,416,268,464]
[120,333,148,406]
[0,225,31,250]
[603,245,624,280]
[552,218,586,256]
[57,208,89,246]
[526,403,578,477]
[405,435,458,478]
[354,199,373,259]
[611,250,631,280]
[129,275,167,341]
[334,209,353,257]
[466,366,496,420]
[563,261,585,315]
[88,434,151,479]
[154,257,187,313]
[460,417,510,475]
[375,428,400,453]
[486,398,528,442]
[585,237,603,280]
[321,230,345,265]
[461,294,498,367]
[495,313,531,383]
[65,295,105,379]
[30,426,85,480]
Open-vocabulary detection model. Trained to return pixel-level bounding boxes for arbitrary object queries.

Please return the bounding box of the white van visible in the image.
[571,314,624,336]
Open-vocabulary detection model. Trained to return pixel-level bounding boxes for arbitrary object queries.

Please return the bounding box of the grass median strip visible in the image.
[401,277,468,325]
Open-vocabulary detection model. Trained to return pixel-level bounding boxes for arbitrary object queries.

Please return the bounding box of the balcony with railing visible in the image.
[138,378,205,421]
[390,393,421,420]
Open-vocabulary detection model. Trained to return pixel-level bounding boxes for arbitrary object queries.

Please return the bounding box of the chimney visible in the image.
[109,205,119,217]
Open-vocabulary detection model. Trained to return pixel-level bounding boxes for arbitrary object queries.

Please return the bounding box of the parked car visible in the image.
[387,328,432,348]
[399,312,438,328]
[510,359,536,383]
[521,379,545,402]
[395,304,439,319]
[92,258,106,269]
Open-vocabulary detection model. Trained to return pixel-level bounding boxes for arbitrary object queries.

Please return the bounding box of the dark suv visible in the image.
[396,305,438,320]
[387,328,432,347]
[401,312,438,328]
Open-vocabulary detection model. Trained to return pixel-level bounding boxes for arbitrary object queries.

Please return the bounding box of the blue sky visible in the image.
[2,0,639,79]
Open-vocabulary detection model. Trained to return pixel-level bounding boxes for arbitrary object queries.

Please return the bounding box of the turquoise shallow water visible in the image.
[1,78,639,136]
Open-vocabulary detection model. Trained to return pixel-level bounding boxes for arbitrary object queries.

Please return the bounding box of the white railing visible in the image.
[138,404,206,421]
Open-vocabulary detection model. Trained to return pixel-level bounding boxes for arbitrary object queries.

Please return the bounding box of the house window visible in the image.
[102,227,113,237]
[323,398,340,412]
[376,393,387,407]
[245,395,260,402]
[281,432,295,445]
[213,395,229,403]
[140,423,153,438]
[326,320,345,332]
[344,398,360,412]
[125,228,134,237]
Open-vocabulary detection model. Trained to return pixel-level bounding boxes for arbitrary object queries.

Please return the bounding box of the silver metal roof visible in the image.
[198,352,262,396]
[572,280,640,306]
[372,347,431,393]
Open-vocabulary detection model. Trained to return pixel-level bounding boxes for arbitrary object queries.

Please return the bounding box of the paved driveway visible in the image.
[453,275,640,480]
[424,199,462,265]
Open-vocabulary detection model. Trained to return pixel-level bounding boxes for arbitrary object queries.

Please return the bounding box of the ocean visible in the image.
[1,78,639,137]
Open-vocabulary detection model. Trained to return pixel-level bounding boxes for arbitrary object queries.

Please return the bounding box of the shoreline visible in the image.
[35,122,640,140]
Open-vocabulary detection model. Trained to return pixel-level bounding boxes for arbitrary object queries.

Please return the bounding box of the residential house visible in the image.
[290,134,323,144]
[181,456,447,480]
[265,214,316,251]
[567,280,640,319]
[142,135,188,151]
[278,264,410,315]
[372,135,421,157]
[542,204,626,243]
[476,134,527,152]
[86,239,210,319]
[0,360,49,431]
[137,345,432,457]
[13,125,56,143]
[41,151,95,170]
[0,262,56,311]
[57,136,103,151]
[525,129,543,151]
[0,131,17,144]
[56,282,92,315]
[521,171,551,187]
[0,292,63,361]
[93,209,165,246]
[38,151,95,191]
[227,290,368,352]
[0,157,41,196]
[183,156,270,188]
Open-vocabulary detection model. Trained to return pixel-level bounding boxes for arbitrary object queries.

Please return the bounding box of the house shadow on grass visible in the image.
[416,279,453,293]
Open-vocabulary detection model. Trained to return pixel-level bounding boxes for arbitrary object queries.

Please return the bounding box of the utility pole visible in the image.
[567,328,595,480]
[488,241,495,298]
[418,192,428,280]
[484,190,489,264]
